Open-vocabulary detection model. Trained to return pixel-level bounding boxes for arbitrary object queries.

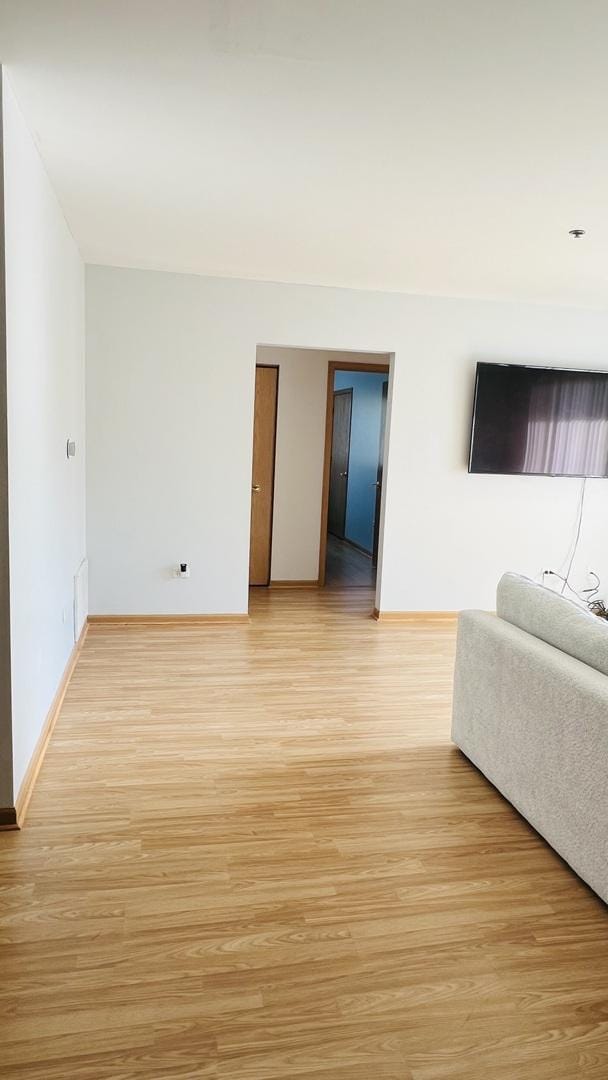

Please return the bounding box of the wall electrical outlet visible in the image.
[176,562,190,578]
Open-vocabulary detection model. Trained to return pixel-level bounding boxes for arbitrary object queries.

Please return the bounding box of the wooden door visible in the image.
[249,365,278,586]
[327,389,352,539]
[372,380,389,566]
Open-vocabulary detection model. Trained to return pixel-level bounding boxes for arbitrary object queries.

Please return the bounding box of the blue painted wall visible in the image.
[334,370,387,553]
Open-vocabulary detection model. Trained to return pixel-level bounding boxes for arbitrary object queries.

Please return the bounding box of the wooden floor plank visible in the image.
[0,587,607,1078]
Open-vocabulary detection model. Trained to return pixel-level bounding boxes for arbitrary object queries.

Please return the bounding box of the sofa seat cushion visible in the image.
[496,572,608,678]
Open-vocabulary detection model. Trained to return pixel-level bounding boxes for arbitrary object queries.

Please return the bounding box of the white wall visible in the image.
[257,346,327,582]
[3,73,86,798]
[86,263,608,616]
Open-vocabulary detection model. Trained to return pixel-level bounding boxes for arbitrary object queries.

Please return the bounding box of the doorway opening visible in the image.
[320,361,390,589]
[248,347,392,605]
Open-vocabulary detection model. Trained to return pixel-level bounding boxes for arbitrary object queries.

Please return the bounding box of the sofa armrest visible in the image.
[452,610,608,903]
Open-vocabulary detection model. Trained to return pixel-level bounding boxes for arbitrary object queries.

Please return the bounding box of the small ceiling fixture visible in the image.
[569,228,586,238]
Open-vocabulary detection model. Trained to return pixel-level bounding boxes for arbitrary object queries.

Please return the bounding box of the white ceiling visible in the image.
[1,0,607,307]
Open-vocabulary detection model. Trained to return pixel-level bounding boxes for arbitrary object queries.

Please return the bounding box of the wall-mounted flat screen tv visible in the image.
[469,362,608,477]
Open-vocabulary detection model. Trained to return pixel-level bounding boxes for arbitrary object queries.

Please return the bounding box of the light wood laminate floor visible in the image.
[1,589,607,1079]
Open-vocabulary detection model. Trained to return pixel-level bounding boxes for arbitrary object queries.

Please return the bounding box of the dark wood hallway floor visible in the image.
[325,534,376,587]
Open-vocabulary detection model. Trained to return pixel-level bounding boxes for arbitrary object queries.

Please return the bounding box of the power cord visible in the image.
[540,479,605,613]
[560,478,587,595]
[589,599,608,620]
[542,568,601,608]
[582,571,601,604]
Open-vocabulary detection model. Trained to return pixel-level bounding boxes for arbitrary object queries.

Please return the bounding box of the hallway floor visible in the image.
[1,589,607,1079]
[325,534,376,587]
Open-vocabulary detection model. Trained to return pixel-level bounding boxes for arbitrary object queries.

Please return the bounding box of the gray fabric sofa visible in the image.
[452,572,608,903]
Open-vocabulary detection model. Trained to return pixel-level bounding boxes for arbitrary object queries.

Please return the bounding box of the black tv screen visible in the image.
[469,362,608,477]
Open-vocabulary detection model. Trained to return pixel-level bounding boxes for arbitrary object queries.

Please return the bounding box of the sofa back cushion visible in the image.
[496,572,608,677]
